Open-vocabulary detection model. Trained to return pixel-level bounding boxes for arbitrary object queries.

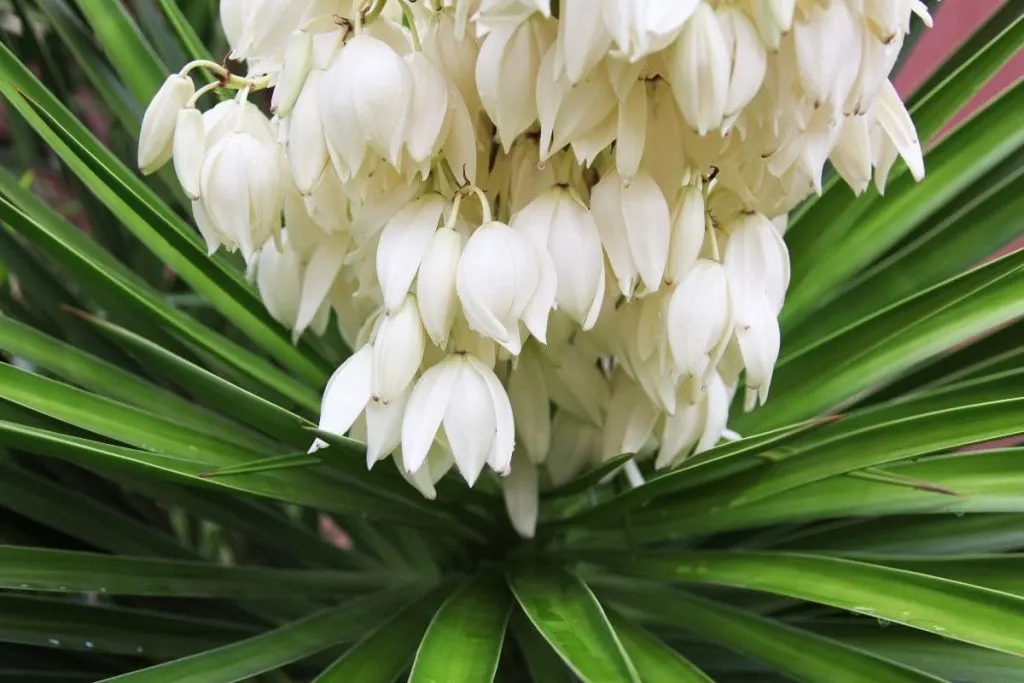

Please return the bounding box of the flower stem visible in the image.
[397,0,422,50]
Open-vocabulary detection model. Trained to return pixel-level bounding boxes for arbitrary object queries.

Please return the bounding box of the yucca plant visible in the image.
[0,0,1023,681]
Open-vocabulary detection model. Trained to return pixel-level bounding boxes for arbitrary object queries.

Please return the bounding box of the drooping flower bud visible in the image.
[456,220,551,353]
[199,125,284,262]
[510,188,606,330]
[402,353,514,485]
[172,107,205,200]
[286,70,329,196]
[272,30,313,118]
[503,452,539,538]
[416,227,464,347]
[138,74,194,175]
[666,184,706,285]
[371,295,427,405]
[476,15,554,151]
[666,2,729,135]
[376,194,447,313]
[667,259,733,401]
[591,170,671,297]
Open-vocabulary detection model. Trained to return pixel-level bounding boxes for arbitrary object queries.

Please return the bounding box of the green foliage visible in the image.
[0,2,1022,681]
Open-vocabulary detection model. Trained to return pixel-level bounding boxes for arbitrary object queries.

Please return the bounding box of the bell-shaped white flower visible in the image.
[371,295,427,404]
[272,29,313,117]
[723,211,790,316]
[615,80,647,183]
[666,184,706,285]
[656,370,729,468]
[591,170,671,297]
[506,344,551,465]
[423,11,482,117]
[416,227,464,347]
[403,52,451,174]
[376,193,447,313]
[295,231,351,339]
[716,5,768,124]
[603,0,700,62]
[874,80,925,183]
[255,233,303,331]
[554,0,612,83]
[536,49,616,161]
[666,259,733,400]
[398,441,455,500]
[473,0,551,35]
[320,34,413,178]
[457,220,552,353]
[199,124,284,263]
[286,69,329,195]
[172,107,205,200]
[402,353,514,485]
[735,298,781,411]
[503,452,539,538]
[139,74,194,174]
[510,188,606,330]
[745,0,795,51]
[546,410,602,486]
[476,16,554,151]
[602,370,659,462]
[365,386,410,467]
[793,0,861,113]
[666,2,730,135]
[318,345,373,440]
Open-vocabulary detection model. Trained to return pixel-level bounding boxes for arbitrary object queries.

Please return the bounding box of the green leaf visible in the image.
[0,545,407,597]
[607,612,712,683]
[861,555,1024,597]
[71,0,168,104]
[96,588,427,683]
[592,550,1024,657]
[153,0,219,65]
[0,463,193,558]
[629,449,1024,541]
[506,562,640,683]
[813,620,1024,683]
[409,573,512,683]
[543,453,632,500]
[0,313,275,451]
[600,584,938,683]
[315,583,457,682]
[0,594,255,658]
[75,311,315,446]
[508,610,574,682]
[731,397,1024,506]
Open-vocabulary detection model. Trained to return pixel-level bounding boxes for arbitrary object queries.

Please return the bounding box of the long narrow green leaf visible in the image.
[0,463,192,559]
[71,0,168,103]
[506,562,640,683]
[97,588,426,683]
[593,551,1024,657]
[315,583,457,682]
[0,594,255,658]
[508,610,574,682]
[813,620,1024,683]
[607,612,712,683]
[76,312,315,446]
[154,0,219,64]
[0,314,274,451]
[0,545,405,597]
[409,573,512,683]
[0,419,429,523]
[599,584,939,683]
[860,555,1024,597]
[628,449,1024,541]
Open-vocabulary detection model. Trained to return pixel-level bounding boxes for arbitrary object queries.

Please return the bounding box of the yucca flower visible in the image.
[0,0,1022,680]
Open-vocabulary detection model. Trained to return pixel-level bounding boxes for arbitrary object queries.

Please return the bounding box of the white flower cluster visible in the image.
[138,0,929,537]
